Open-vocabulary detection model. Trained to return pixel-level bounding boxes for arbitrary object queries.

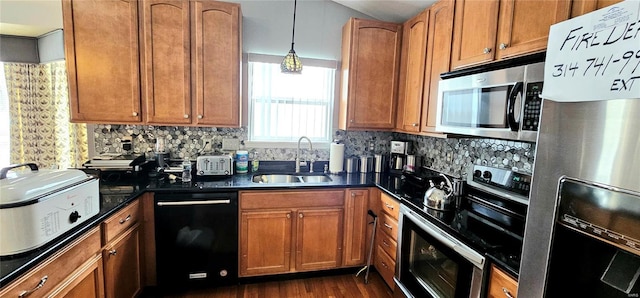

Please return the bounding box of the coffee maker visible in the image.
[390,140,411,173]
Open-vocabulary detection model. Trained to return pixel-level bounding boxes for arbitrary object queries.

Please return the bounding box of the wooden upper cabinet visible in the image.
[140,0,191,125]
[63,0,142,124]
[396,10,429,133]
[452,0,570,69]
[495,0,571,60]
[339,18,402,130]
[191,1,242,127]
[571,0,623,17]
[422,0,454,133]
[450,0,499,69]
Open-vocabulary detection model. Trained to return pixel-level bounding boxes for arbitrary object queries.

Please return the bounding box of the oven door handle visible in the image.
[453,246,484,268]
[403,207,485,268]
[157,199,231,206]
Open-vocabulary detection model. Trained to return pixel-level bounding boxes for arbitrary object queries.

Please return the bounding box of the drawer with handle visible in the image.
[101,199,140,244]
[487,264,518,298]
[0,227,100,298]
[376,228,397,261]
[375,245,396,290]
[380,192,399,220]
[379,212,399,241]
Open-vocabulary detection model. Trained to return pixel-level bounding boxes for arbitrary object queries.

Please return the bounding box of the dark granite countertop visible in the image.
[0,167,401,288]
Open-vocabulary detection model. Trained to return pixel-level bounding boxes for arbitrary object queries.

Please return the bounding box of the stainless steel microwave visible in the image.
[435,62,545,142]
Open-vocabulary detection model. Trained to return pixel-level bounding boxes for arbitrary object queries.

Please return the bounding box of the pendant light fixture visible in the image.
[281,0,302,74]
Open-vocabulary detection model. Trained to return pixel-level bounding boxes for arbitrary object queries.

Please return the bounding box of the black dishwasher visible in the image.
[154,192,238,290]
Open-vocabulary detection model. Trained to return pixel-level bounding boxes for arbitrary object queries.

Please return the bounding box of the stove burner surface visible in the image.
[396,168,525,275]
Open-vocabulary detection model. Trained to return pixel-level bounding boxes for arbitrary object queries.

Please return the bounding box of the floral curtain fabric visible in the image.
[5,61,88,169]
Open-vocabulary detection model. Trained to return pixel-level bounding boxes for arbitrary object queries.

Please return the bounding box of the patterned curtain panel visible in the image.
[5,61,88,169]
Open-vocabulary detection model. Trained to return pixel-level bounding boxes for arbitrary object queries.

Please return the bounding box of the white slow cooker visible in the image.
[0,163,100,256]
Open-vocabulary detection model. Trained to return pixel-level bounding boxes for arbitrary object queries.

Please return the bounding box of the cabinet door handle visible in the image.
[119,214,131,224]
[483,47,492,54]
[381,261,389,269]
[499,43,508,50]
[109,249,117,256]
[384,203,394,210]
[18,276,48,298]
[299,213,304,218]
[384,223,393,230]
[502,287,514,298]
[132,112,138,117]
[286,213,291,219]
[184,114,189,119]
[382,240,390,247]
[412,123,418,127]
[197,114,203,119]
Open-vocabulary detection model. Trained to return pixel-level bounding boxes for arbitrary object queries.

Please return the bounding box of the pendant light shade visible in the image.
[281,0,302,74]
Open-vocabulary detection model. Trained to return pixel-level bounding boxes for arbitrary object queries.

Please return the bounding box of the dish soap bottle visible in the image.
[182,158,192,182]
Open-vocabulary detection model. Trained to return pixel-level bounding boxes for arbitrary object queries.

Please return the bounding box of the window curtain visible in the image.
[5,61,88,169]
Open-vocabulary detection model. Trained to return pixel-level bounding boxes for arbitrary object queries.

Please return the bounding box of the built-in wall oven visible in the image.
[393,166,529,298]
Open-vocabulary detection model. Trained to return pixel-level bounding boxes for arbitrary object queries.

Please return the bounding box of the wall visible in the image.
[229,0,372,60]
[93,125,535,177]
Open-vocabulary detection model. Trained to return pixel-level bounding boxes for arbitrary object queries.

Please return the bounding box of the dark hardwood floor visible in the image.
[145,271,393,298]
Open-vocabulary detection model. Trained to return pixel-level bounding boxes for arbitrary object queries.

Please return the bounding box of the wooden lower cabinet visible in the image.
[487,264,518,298]
[296,208,344,271]
[343,188,370,267]
[50,255,104,298]
[240,210,293,276]
[102,224,142,298]
[374,244,396,291]
[0,227,102,298]
[239,189,352,277]
[375,192,400,290]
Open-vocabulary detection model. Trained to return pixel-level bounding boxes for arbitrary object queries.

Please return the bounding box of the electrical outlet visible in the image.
[222,138,240,151]
[121,136,133,152]
[202,137,213,152]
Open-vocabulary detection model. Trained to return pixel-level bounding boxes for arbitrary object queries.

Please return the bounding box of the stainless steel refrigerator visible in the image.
[518,98,640,297]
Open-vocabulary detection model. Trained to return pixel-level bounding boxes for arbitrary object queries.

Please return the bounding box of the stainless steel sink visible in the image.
[252,174,302,183]
[299,175,332,183]
[252,174,333,184]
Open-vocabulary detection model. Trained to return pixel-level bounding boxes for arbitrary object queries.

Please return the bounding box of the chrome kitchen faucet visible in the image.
[295,136,313,173]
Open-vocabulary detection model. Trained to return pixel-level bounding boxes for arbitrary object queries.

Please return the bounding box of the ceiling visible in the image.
[0,0,63,37]
[331,0,436,23]
[0,0,435,38]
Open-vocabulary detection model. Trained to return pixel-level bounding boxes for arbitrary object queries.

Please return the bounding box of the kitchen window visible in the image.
[246,54,337,147]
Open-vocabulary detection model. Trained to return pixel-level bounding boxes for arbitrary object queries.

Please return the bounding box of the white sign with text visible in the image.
[542,0,640,102]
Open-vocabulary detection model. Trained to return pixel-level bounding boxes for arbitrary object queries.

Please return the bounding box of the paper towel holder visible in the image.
[329,140,345,174]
